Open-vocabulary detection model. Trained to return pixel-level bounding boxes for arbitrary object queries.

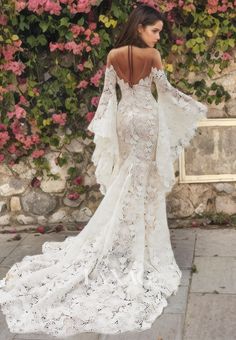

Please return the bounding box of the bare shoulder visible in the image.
[106,49,116,66]
[106,47,124,65]
[151,47,161,58]
[108,48,116,56]
[151,48,163,70]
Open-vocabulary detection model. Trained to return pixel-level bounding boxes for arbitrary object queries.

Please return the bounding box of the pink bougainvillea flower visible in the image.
[208,0,218,5]
[77,63,84,71]
[91,34,100,46]
[67,192,80,200]
[44,0,62,15]
[13,40,23,48]
[70,24,85,38]
[31,177,41,188]
[0,154,5,162]
[28,0,42,13]
[0,131,10,148]
[8,144,17,154]
[73,176,82,185]
[31,149,45,158]
[222,52,232,60]
[15,133,25,143]
[86,46,92,52]
[52,113,67,125]
[15,1,27,12]
[31,134,40,144]
[0,123,7,131]
[14,133,40,149]
[77,80,89,89]
[218,4,228,12]
[0,15,8,25]
[69,0,93,14]
[165,2,176,11]
[206,0,219,14]
[64,41,84,55]
[24,136,34,149]
[86,111,95,122]
[176,38,184,45]
[2,45,22,61]
[137,0,158,10]
[90,69,103,87]
[84,28,92,37]
[7,104,27,119]
[1,61,26,75]
[49,42,65,52]
[89,22,96,30]
[91,96,100,107]
[19,95,29,106]
[10,119,23,134]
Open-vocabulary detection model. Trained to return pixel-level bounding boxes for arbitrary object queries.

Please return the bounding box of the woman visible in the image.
[0,4,207,338]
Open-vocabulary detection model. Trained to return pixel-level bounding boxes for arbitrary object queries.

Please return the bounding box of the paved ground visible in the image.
[0,228,236,340]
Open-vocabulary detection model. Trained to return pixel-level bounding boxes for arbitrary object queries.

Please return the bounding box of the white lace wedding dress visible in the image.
[0,47,207,338]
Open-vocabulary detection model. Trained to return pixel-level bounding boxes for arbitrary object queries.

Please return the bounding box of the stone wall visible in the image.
[0,56,235,230]
[167,54,236,218]
[0,138,101,230]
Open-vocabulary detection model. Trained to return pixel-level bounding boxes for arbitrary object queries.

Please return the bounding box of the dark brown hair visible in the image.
[114,4,166,48]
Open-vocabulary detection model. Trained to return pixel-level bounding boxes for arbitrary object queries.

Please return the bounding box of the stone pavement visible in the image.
[0,228,236,340]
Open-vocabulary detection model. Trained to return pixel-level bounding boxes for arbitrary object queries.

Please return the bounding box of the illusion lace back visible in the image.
[0,46,208,338]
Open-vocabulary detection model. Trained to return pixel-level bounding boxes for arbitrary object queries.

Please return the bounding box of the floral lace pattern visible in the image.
[87,65,120,195]
[0,63,207,338]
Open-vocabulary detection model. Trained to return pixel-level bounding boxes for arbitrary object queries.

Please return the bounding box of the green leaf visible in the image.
[27,35,37,47]
[39,21,50,32]
[186,40,194,48]
[50,135,60,147]
[171,45,178,52]
[196,37,203,43]
[77,17,84,25]
[228,39,235,47]
[57,157,68,167]
[37,34,47,46]
[83,59,93,70]
[60,17,70,27]
[67,167,77,177]
[65,31,73,40]
[19,15,29,30]
[192,45,200,54]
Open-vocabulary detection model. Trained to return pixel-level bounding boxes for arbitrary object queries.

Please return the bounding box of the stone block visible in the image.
[195,229,236,256]
[10,196,21,212]
[183,293,236,340]
[191,256,236,294]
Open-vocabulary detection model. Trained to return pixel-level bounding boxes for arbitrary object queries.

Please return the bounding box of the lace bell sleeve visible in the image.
[151,67,208,194]
[87,61,119,195]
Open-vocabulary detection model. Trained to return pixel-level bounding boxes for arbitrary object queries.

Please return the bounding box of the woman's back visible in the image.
[108,45,162,86]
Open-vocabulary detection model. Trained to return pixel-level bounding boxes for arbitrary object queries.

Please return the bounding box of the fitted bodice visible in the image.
[115,67,155,105]
[107,45,163,105]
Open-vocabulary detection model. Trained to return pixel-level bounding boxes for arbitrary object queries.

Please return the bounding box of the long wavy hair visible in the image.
[114,4,168,48]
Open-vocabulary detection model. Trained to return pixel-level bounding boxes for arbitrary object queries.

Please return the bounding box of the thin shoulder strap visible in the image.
[128,44,133,87]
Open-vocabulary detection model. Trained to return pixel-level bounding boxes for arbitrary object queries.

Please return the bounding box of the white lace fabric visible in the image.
[0,57,208,338]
